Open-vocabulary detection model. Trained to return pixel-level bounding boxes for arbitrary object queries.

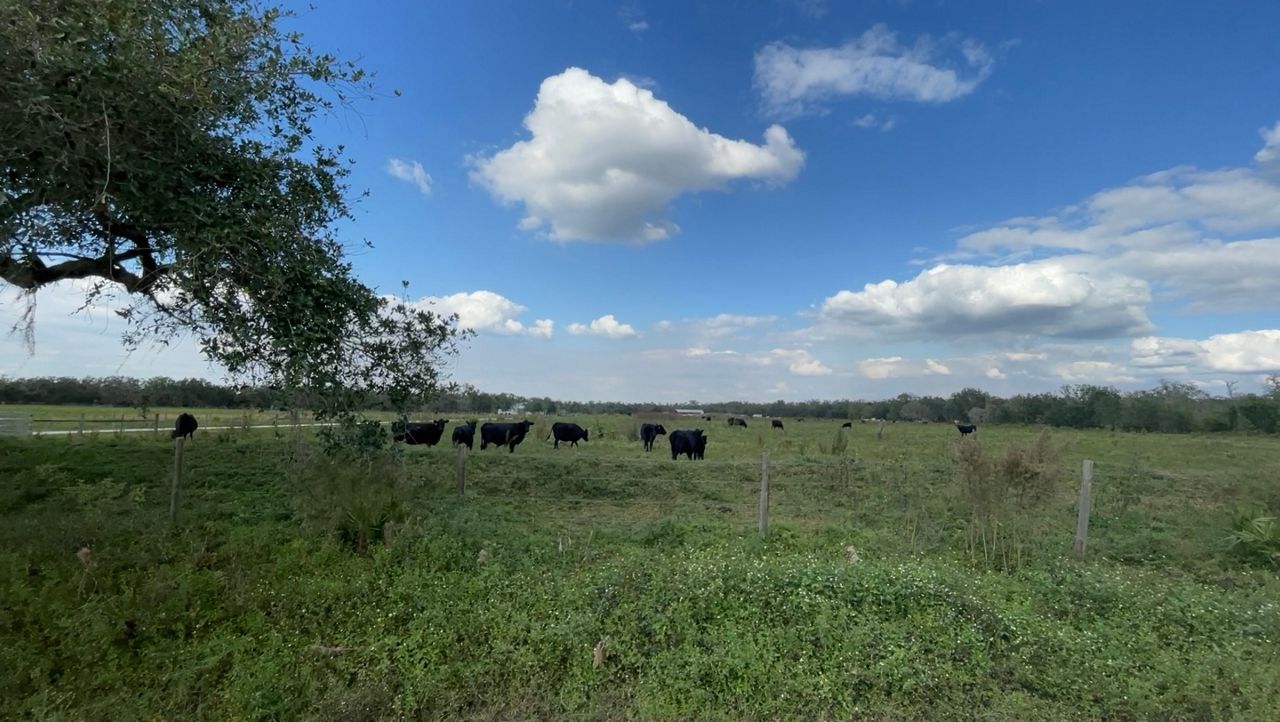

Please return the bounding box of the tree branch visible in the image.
[0,248,155,292]
[92,207,165,280]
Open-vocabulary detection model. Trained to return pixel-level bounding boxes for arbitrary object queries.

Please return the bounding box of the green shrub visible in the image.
[289,445,407,553]
[1226,512,1280,568]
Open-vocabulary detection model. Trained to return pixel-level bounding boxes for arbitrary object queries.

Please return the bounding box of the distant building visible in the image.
[499,403,527,415]
[673,408,704,416]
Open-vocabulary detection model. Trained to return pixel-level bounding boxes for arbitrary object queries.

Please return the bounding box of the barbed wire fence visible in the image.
[403,447,1100,557]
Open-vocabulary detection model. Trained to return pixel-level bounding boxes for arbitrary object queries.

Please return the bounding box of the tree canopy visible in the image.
[1,0,461,417]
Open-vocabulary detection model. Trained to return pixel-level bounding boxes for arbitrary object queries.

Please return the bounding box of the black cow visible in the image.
[394,419,449,445]
[669,429,708,460]
[771,419,784,430]
[480,420,534,452]
[841,421,853,428]
[547,422,589,448]
[451,422,476,449]
[727,417,748,428]
[640,423,667,452]
[172,413,198,440]
[954,421,977,436]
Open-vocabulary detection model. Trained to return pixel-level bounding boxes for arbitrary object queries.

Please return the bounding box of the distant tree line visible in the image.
[2,376,1279,434]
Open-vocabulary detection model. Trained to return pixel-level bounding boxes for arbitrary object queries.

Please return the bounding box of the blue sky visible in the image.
[5,0,1280,401]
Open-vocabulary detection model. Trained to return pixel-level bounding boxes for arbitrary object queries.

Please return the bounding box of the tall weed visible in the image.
[953,428,1063,570]
[289,444,407,554]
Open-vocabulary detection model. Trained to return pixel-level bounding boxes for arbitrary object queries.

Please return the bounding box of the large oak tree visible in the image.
[1,0,462,418]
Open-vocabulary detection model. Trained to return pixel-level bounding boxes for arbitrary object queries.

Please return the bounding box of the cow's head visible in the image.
[655,424,667,435]
[582,429,589,441]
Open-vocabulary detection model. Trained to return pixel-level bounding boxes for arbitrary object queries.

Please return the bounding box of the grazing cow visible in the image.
[704,415,713,421]
[669,429,708,460]
[640,423,667,452]
[841,421,853,428]
[771,419,784,430]
[394,419,449,446]
[547,422,589,448]
[727,417,748,428]
[451,422,476,449]
[954,421,977,436]
[172,413,198,440]
[480,420,535,452]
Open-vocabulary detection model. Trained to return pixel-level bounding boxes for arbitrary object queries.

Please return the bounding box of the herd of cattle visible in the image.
[166,414,979,458]
[386,416,978,460]
[392,418,707,460]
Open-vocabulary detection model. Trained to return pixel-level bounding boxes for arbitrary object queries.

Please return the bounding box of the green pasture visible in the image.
[2,415,1278,719]
[0,403,334,432]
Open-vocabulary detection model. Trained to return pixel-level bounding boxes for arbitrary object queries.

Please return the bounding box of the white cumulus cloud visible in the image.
[1201,330,1280,373]
[953,129,1280,311]
[754,25,994,117]
[414,291,552,338]
[471,67,805,243]
[1133,331,1280,374]
[386,158,433,195]
[769,348,833,376]
[924,358,952,375]
[1256,121,1280,166]
[567,314,638,339]
[859,356,907,380]
[820,259,1152,339]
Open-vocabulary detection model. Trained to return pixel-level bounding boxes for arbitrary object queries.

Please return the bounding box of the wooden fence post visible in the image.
[758,451,770,536]
[456,444,467,499]
[118,413,125,435]
[1074,460,1094,559]
[169,437,186,527]
[877,419,886,441]
[78,413,85,436]
[153,413,160,435]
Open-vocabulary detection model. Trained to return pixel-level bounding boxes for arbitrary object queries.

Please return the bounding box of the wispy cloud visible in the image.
[386,158,433,195]
[755,24,994,117]
[852,113,897,131]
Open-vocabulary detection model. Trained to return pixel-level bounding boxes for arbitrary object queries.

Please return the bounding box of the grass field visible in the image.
[2,412,1279,719]
[0,403,329,433]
